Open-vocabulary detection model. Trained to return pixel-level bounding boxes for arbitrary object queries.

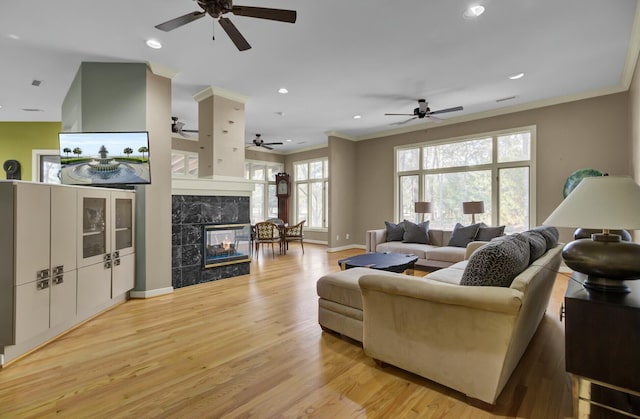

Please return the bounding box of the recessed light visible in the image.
[146,39,162,49]
[285,139,292,143]
[509,72,525,80]
[463,5,485,18]
[8,34,20,40]
[278,88,288,94]
[353,115,362,119]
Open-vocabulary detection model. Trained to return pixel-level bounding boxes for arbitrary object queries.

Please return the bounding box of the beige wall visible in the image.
[353,93,630,244]
[328,136,357,249]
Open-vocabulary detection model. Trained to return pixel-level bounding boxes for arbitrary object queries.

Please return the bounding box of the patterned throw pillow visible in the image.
[531,226,559,250]
[520,230,547,262]
[460,234,530,287]
[476,224,506,241]
[447,223,481,247]
[384,221,405,242]
[402,220,430,244]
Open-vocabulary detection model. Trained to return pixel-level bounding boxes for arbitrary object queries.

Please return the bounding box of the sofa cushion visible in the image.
[531,226,559,250]
[520,230,547,262]
[426,260,468,285]
[460,234,530,287]
[425,246,467,264]
[476,224,506,241]
[447,223,481,247]
[403,220,430,244]
[384,221,404,242]
[317,267,372,310]
[376,241,436,259]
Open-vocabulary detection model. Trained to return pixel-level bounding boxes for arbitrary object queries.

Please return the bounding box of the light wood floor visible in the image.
[0,244,573,418]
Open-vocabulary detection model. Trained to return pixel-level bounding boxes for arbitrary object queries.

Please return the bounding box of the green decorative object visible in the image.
[563,168,603,198]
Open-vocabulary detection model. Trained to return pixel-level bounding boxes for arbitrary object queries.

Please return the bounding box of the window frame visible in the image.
[245,159,283,224]
[293,158,329,231]
[171,150,199,178]
[394,126,536,231]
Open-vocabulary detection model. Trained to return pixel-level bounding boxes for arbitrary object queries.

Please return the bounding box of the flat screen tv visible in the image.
[58,131,151,186]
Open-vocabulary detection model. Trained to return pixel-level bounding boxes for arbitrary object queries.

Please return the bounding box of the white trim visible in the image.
[31,149,59,182]
[129,287,174,299]
[193,86,248,104]
[146,62,177,79]
[327,244,365,253]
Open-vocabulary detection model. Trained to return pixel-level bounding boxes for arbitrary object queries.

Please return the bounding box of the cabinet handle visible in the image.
[53,275,64,285]
[53,265,64,275]
[113,251,120,259]
[37,268,50,280]
[560,303,565,321]
[104,261,112,269]
[36,279,50,290]
[114,259,121,266]
[104,254,112,261]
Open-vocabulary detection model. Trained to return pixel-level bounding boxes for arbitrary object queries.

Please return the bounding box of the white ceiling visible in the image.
[1,0,638,154]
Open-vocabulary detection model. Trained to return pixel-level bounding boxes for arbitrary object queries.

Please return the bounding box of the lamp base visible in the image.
[583,276,631,293]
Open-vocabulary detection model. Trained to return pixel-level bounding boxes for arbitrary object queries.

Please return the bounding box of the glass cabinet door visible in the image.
[82,197,107,259]
[114,198,133,251]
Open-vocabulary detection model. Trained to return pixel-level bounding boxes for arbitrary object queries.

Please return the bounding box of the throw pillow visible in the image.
[520,230,547,262]
[531,226,559,250]
[476,224,506,241]
[384,221,405,242]
[461,234,530,287]
[402,220,430,244]
[447,223,481,248]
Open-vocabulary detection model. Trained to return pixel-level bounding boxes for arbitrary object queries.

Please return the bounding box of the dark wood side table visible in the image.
[564,274,640,418]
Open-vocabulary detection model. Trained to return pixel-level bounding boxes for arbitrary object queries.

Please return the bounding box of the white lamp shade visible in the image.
[462,201,484,214]
[543,176,640,230]
[414,201,432,213]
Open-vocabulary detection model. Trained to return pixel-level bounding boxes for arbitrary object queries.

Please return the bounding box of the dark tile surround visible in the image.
[172,195,250,289]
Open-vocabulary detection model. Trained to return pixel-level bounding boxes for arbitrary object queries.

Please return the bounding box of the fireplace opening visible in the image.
[203,223,251,268]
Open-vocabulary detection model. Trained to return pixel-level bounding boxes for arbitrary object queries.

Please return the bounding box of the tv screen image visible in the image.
[59,132,151,185]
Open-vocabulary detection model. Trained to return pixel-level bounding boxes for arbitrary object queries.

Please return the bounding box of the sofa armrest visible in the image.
[465,241,487,260]
[359,273,522,314]
[366,229,386,252]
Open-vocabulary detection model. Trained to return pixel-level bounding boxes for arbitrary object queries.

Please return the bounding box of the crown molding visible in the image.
[194,86,248,104]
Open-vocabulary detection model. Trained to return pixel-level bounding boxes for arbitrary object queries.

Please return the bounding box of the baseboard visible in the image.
[129,287,174,299]
[327,244,366,253]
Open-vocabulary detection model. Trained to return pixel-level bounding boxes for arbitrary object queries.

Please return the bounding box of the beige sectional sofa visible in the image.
[317,227,562,405]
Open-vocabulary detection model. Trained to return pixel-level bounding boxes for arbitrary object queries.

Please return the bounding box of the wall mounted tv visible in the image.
[58,131,151,186]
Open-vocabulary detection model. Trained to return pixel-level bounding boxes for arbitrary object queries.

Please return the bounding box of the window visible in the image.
[171,151,198,178]
[294,158,328,229]
[31,149,61,184]
[396,127,535,233]
[245,160,283,224]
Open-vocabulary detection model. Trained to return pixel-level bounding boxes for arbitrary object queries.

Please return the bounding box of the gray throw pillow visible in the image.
[476,224,506,241]
[531,226,559,250]
[384,221,404,242]
[461,234,530,287]
[520,230,547,262]
[447,223,481,247]
[402,220,430,244]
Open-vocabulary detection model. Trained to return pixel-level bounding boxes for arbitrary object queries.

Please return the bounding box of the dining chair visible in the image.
[284,220,305,254]
[254,221,281,258]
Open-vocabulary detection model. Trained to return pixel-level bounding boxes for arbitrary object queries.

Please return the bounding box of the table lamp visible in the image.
[414,201,432,223]
[462,201,484,224]
[543,176,640,293]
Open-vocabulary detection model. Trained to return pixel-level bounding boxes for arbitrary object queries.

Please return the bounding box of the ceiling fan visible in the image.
[172,116,199,136]
[385,99,463,125]
[155,0,297,51]
[248,134,283,150]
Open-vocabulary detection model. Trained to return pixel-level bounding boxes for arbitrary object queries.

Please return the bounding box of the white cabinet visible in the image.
[0,181,135,366]
[0,182,77,345]
[76,188,135,318]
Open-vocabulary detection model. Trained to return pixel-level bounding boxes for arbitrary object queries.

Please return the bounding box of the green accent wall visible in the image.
[0,122,61,180]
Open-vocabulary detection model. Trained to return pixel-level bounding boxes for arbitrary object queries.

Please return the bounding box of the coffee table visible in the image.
[337,252,418,274]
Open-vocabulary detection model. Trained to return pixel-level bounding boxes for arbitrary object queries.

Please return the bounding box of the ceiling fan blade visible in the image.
[428,105,464,116]
[232,6,297,23]
[426,115,444,122]
[385,113,414,116]
[155,11,206,31]
[262,145,274,150]
[264,142,284,146]
[182,129,199,133]
[219,17,251,51]
[390,117,418,125]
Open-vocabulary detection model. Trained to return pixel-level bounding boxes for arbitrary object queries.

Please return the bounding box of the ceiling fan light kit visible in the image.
[385,99,464,125]
[155,0,297,51]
